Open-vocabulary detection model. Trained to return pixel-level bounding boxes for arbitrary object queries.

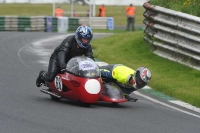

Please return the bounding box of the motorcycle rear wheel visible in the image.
[78,101,91,107]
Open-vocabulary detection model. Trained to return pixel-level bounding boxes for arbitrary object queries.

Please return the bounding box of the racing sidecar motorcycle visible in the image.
[40,56,126,107]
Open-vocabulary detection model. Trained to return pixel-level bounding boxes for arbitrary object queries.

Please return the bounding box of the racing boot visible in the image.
[36,70,46,87]
[125,95,138,102]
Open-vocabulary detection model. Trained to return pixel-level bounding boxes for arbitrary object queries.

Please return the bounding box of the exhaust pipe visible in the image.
[40,89,61,99]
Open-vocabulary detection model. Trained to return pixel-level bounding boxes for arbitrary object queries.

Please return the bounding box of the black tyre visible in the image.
[112,102,119,105]
[79,101,91,107]
[48,89,60,101]
[50,95,60,101]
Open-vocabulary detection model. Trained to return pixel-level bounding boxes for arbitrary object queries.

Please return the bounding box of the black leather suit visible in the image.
[42,35,94,82]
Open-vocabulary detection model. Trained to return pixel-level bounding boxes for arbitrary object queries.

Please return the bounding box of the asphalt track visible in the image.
[0,32,200,133]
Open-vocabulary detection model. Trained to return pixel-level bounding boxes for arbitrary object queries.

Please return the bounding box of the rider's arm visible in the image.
[100,69,113,78]
[57,51,67,70]
[85,45,94,61]
[57,41,71,70]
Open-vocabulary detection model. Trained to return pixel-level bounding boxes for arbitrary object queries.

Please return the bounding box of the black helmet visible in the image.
[135,67,151,89]
[75,25,93,48]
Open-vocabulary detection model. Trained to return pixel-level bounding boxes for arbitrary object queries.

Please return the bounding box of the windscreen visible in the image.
[66,56,100,78]
[102,82,124,99]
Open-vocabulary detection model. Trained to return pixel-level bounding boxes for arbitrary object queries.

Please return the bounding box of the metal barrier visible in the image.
[0,16,46,31]
[143,2,200,70]
[68,18,79,31]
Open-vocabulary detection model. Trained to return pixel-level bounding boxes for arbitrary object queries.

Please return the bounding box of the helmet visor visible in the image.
[78,35,91,47]
[81,38,90,45]
[136,78,147,88]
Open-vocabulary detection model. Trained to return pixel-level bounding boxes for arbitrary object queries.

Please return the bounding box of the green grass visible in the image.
[0,4,145,25]
[150,0,200,16]
[92,31,200,108]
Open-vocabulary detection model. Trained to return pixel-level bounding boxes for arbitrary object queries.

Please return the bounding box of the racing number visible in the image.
[55,76,63,91]
[79,61,95,71]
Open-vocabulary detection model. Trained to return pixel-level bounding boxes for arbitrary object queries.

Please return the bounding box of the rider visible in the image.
[100,64,152,101]
[36,25,94,87]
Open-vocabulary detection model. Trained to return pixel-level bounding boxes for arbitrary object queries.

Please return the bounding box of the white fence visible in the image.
[143,2,200,70]
[79,17,107,29]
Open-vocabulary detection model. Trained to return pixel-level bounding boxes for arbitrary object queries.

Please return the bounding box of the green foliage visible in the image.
[150,0,200,16]
[92,31,200,107]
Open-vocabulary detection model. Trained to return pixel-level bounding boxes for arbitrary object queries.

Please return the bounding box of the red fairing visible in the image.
[98,82,126,103]
[49,73,102,103]
[99,95,126,103]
